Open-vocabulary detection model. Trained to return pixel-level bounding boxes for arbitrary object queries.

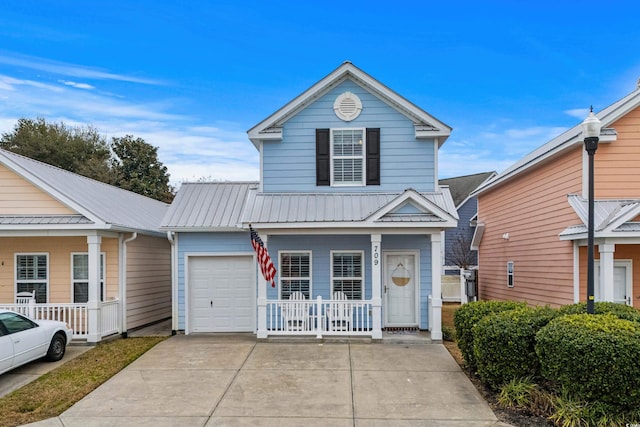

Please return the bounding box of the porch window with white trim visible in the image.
[72,253,105,303]
[507,261,514,288]
[15,254,48,303]
[279,252,311,299]
[332,251,364,299]
[332,128,365,186]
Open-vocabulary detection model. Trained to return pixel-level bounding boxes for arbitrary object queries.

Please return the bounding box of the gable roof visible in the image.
[559,194,640,239]
[474,87,640,196]
[439,171,496,207]
[247,61,452,149]
[161,182,257,231]
[0,148,169,234]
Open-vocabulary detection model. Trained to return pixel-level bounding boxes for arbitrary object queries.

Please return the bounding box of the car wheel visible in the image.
[46,332,66,361]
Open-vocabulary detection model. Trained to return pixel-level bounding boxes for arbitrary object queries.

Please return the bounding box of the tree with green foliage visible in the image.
[1,118,174,202]
[111,135,174,203]
[0,118,114,181]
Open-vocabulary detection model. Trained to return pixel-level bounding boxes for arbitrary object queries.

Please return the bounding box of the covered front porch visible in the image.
[255,232,446,340]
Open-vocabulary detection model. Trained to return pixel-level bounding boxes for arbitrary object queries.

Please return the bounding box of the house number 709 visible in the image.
[373,245,379,266]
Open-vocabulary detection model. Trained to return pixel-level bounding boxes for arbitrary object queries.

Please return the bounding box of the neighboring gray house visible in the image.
[439,172,495,271]
[162,62,458,340]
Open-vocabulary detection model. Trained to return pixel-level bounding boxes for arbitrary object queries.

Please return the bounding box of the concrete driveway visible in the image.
[25,335,511,426]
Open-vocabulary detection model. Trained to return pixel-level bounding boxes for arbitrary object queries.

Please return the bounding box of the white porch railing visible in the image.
[100,299,120,337]
[0,299,121,340]
[265,296,373,337]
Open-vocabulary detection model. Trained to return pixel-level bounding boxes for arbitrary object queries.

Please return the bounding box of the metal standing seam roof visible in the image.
[0,215,93,225]
[560,195,640,238]
[244,188,458,225]
[161,182,258,230]
[0,148,169,233]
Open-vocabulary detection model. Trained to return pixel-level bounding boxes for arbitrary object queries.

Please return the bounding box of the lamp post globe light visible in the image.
[582,107,602,314]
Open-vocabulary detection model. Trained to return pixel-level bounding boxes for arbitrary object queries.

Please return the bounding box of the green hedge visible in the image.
[453,300,527,370]
[473,306,558,389]
[558,301,640,323]
[535,313,640,409]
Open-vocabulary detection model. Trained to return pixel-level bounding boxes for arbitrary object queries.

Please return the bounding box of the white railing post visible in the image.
[371,234,382,339]
[27,299,35,319]
[316,296,323,339]
[430,233,443,340]
[87,235,102,343]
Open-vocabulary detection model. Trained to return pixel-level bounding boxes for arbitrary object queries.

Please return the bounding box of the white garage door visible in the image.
[189,256,255,333]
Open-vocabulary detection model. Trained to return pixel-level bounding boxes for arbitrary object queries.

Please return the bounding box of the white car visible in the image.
[0,309,74,375]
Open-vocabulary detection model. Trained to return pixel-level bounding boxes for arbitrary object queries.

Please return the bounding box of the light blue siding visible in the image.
[262,79,436,193]
[176,231,433,331]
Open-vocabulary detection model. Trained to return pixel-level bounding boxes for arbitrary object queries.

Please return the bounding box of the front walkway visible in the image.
[25,334,511,426]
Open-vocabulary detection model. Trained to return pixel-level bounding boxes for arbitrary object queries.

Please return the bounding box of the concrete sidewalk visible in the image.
[24,335,512,426]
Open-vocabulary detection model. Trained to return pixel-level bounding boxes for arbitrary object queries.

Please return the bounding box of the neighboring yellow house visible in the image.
[0,148,171,342]
[473,86,640,309]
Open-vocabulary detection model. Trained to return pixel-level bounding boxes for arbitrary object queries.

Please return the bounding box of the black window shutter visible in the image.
[366,128,380,185]
[316,129,330,186]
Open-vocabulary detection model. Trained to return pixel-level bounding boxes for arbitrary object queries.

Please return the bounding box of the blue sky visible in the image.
[1,1,639,186]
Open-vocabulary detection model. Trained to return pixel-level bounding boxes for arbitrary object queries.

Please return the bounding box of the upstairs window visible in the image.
[332,128,365,186]
[316,128,380,187]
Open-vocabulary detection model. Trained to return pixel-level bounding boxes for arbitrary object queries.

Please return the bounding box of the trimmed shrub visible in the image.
[558,301,640,323]
[536,313,640,409]
[473,306,558,389]
[453,300,526,370]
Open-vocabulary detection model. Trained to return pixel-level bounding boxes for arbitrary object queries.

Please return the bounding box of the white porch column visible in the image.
[87,235,102,343]
[256,234,268,339]
[430,232,443,341]
[371,234,382,339]
[599,243,615,302]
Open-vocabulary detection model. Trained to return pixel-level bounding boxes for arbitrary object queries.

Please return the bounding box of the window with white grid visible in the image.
[72,253,105,303]
[279,251,311,299]
[15,254,48,303]
[331,251,364,300]
[331,128,365,186]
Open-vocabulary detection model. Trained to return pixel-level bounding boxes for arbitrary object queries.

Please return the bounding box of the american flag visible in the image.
[249,225,276,287]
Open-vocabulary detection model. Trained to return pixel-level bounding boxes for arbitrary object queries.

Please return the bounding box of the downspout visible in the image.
[167,231,178,335]
[121,232,138,338]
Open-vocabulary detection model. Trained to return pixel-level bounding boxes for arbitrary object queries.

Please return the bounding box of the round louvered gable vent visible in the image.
[334,91,362,121]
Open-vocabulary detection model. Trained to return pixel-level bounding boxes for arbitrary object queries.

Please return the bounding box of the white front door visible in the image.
[384,252,418,327]
[596,260,633,306]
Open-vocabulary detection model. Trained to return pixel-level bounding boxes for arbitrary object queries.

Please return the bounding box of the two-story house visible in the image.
[162,62,458,339]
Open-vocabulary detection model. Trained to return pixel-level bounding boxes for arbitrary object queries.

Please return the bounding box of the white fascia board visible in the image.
[245,220,454,230]
[470,222,485,250]
[0,155,109,228]
[241,225,453,236]
[365,190,456,224]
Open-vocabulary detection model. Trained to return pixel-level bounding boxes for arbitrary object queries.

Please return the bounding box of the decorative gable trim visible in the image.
[248,62,452,149]
[364,189,457,226]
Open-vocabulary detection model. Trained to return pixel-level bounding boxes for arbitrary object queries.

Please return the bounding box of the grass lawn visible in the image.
[0,336,166,427]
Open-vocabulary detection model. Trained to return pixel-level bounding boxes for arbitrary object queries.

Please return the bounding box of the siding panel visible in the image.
[477,146,583,306]
[126,234,171,329]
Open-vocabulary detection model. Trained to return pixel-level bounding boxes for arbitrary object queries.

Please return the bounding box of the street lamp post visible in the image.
[582,107,602,314]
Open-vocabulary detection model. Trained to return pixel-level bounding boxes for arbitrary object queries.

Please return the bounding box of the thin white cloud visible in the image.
[0,52,163,85]
[564,108,590,120]
[59,80,95,90]
[0,74,64,92]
